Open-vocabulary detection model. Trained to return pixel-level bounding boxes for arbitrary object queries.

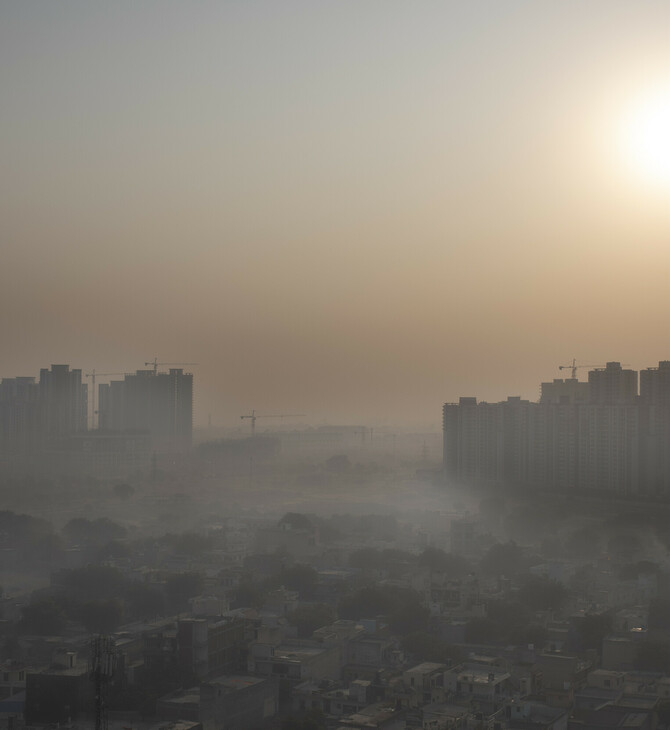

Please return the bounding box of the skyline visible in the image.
[4,357,670,434]
[2,1,669,429]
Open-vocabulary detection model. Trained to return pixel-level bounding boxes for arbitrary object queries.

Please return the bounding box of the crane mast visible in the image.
[85,370,128,429]
[240,410,306,437]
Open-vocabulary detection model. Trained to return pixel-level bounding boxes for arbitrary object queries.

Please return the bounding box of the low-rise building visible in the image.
[156,675,278,730]
[251,639,341,683]
[444,662,512,713]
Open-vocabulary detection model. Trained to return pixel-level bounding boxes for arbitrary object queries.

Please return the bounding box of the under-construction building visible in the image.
[98,368,193,452]
[443,361,670,496]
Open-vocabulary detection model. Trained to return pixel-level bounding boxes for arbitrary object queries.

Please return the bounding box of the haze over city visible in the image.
[2,1,669,427]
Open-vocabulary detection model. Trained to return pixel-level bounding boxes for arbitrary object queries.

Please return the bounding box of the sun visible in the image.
[621,83,670,187]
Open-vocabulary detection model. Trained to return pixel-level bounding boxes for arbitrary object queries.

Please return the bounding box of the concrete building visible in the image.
[444,662,511,713]
[178,616,247,679]
[0,377,40,456]
[24,662,91,725]
[540,379,589,405]
[250,638,341,683]
[0,365,88,474]
[442,362,670,496]
[156,675,278,730]
[39,364,87,445]
[588,362,637,405]
[99,367,193,452]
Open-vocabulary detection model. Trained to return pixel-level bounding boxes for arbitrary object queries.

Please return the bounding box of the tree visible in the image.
[509,623,548,648]
[401,631,464,665]
[358,514,399,541]
[124,583,165,621]
[282,709,326,730]
[20,599,67,635]
[465,617,499,644]
[566,526,602,559]
[231,582,265,609]
[97,540,132,562]
[325,455,351,473]
[79,599,123,633]
[62,517,126,546]
[479,542,524,577]
[417,548,471,576]
[113,483,135,499]
[635,640,670,673]
[287,604,336,638]
[277,564,318,596]
[165,572,204,613]
[0,510,52,545]
[163,532,212,557]
[648,599,670,631]
[349,547,384,572]
[573,613,612,653]
[59,565,126,601]
[619,560,660,581]
[517,576,567,612]
[349,547,415,577]
[339,585,428,636]
[607,533,642,561]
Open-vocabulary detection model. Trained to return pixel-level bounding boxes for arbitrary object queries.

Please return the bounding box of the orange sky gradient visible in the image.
[1,2,669,429]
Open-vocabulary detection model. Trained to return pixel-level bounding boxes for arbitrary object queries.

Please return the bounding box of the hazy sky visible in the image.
[2,1,669,429]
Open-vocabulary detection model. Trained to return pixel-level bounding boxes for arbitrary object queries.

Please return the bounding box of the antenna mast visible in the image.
[89,635,116,730]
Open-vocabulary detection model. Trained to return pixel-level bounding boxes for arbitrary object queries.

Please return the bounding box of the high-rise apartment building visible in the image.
[588,361,637,404]
[443,362,667,497]
[98,368,193,452]
[638,361,670,494]
[38,365,87,445]
[0,376,41,454]
[640,361,670,405]
[540,378,589,405]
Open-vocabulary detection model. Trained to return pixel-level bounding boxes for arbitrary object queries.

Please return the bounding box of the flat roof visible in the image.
[207,675,266,690]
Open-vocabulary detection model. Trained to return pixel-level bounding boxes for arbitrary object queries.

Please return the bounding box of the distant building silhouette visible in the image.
[0,376,41,455]
[39,364,88,445]
[98,367,193,452]
[540,378,589,405]
[0,362,191,475]
[639,361,670,494]
[443,361,670,497]
[588,361,637,404]
[0,365,90,475]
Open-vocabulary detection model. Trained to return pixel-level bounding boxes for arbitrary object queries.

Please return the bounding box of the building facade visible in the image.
[39,364,88,445]
[443,362,670,496]
[98,368,193,452]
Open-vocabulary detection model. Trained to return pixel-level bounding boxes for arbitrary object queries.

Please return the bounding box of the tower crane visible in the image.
[144,359,199,375]
[559,359,630,380]
[240,410,306,437]
[558,359,600,380]
[84,370,129,429]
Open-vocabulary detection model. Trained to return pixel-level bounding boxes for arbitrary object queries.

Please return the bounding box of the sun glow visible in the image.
[621,83,670,187]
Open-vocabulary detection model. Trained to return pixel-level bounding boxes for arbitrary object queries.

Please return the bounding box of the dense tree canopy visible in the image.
[339,585,429,635]
[401,631,465,665]
[62,517,126,547]
[287,604,336,638]
[417,547,472,576]
[165,572,204,613]
[517,576,568,612]
[479,541,525,577]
